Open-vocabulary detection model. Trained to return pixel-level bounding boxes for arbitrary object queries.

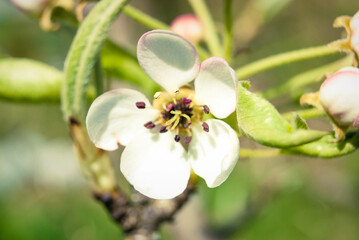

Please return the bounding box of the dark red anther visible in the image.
[166,103,174,110]
[144,121,155,129]
[136,101,146,109]
[161,112,168,119]
[185,136,192,144]
[203,105,210,114]
[174,135,180,142]
[160,126,168,133]
[182,97,192,104]
[202,122,209,132]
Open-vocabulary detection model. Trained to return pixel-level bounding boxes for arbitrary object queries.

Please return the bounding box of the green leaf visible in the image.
[290,113,308,130]
[236,83,327,147]
[0,58,62,103]
[62,0,129,121]
[282,132,359,158]
[101,41,160,96]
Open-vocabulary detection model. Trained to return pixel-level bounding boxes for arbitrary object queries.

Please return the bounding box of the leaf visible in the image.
[290,113,308,130]
[101,41,160,95]
[0,58,62,103]
[236,83,327,148]
[282,132,359,158]
[62,0,129,121]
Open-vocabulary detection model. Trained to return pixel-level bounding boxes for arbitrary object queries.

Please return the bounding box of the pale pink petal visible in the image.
[120,131,191,199]
[188,119,240,187]
[194,57,237,119]
[86,89,159,150]
[137,30,200,93]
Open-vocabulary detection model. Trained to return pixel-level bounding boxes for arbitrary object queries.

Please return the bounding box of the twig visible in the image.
[94,183,196,240]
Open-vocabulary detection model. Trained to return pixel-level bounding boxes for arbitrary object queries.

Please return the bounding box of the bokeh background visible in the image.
[1,0,359,239]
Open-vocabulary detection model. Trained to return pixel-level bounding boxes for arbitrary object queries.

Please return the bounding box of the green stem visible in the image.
[282,108,325,121]
[94,56,104,96]
[261,57,351,100]
[235,45,340,80]
[188,0,222,56]
[122,4,210,59]
[240,148,281,159]
[123,5,169,29]
[223,0,233,63]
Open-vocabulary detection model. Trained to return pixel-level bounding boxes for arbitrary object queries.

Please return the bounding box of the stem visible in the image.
[94,56,104,96]
[188,0,222,56]
[239,148,280,159]
[261,57,351,100]
[123,5,169,29]
[282,108,325,121]
[122,4,210,59]
[235,45,340,80]
[223,0,233,63]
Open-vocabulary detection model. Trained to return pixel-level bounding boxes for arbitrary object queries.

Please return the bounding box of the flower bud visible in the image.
[11,0,50,16]
[350,11,359,57]
[170,14,204,43]
[319,67,359,128]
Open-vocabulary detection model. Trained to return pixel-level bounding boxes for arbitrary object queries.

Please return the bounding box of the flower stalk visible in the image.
[235,45,340,80]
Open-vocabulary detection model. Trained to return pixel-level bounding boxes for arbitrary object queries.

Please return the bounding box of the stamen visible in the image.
[161,112,168,120]
[144,121,155,129]
[182,97,192,104]
[202,122,209,132]
[185,136,192,144]
[203,105,210,114]
[136,101,146,109]
[154,92,161,99]
[183,122,191,128]
[174,135,180,142]
[160,126,168,133]
[166,103,174,111]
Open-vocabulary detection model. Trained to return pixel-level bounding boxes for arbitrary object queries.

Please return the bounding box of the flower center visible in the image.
[136,88,210,144]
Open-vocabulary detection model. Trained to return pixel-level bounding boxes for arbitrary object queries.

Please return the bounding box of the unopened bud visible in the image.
[350,11,359,57]
[170,14,204,43]
[11,0,49,16]
[319,67,359,127]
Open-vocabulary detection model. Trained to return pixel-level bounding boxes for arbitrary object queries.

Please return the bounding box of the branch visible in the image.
[94,183,196,239]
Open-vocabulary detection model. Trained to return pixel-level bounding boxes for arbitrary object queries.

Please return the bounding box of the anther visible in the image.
[160,126,168,133]
[203,105,210,114]
[161,112,168,120]
[136,101,146,109]
[182,97,192,104]
[166,103,174,111]
[174,135,181,142]
[185,136,192,144]
[202,122,209,132]
[144,121,155,129]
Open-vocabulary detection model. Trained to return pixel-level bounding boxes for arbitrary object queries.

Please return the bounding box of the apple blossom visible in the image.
[319,67,359,128]
[86,30,240,199]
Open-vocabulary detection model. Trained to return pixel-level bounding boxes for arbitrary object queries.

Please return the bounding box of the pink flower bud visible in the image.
[170,14,204,43]
[319,67,359,127]
[11,0,49,16]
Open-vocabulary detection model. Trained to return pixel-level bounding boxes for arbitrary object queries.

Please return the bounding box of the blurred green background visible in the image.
[1,0,359,239]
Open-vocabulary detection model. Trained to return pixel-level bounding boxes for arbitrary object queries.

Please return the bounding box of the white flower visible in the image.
[319,67,359,128]
[86,30,240,199]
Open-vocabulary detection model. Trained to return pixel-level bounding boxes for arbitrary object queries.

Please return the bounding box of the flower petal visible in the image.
[120,131,191,199]
[194,57,237,119]
[86,89,159,150]
[188,119,240,188]
[137,30,200,93]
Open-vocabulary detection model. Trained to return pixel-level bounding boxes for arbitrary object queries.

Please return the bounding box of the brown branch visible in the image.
[93,182,196,240]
